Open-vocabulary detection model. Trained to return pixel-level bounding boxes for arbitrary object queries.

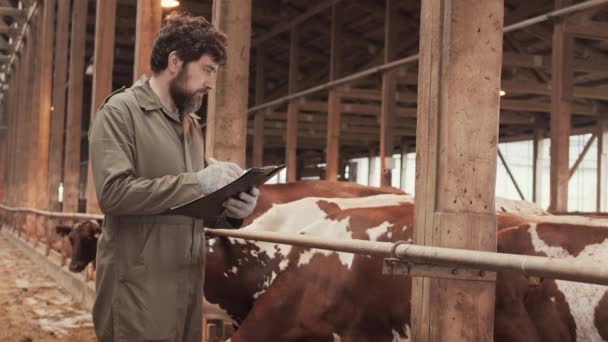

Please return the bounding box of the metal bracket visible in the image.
[382,258,497,282]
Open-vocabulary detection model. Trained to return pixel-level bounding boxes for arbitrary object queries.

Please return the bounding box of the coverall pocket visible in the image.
[116,264,177,341]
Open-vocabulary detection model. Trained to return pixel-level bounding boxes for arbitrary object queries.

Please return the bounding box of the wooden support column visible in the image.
[367,145,376,186]
[549,0,574,213]
[325,4,342,181]
[252,46,265,167]
[48,0,71,212]
[400,141,408,190]
[30,1,53,242]
[134,0,162,81]
[532,129,545,205]
[412,0,503,340]
[87,0,116,214]
[379,0,398,187]
[207,0,252,167]
[286,28,299,182]
[63,0,88,213]
[598,120,608,212]
[5,63,19,206]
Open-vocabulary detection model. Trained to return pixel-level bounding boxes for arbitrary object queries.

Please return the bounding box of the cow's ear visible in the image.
[56,226,72,236]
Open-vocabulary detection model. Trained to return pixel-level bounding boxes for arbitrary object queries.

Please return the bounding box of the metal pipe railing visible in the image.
[0,204,103,220]
[206,228,608,286]
[247,0,608,115]
[2,202,607,285]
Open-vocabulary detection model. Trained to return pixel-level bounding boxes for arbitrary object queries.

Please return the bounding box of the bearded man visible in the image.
[88,12,259,342]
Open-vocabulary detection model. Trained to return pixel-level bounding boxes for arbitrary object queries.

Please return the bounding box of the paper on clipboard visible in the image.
[167,164,285,220]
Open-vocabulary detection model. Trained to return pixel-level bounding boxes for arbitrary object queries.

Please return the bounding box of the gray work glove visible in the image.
[196,161,244,194]
[223,187,260,219]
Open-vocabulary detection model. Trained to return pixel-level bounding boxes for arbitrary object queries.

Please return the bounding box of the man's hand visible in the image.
[223,188,259,219]
[196,161,243,194]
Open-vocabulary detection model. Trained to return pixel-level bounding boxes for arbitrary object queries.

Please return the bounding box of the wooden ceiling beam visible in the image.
[564,21,608,41]
[253,0,345,46]
[501,80,608,101]
[0,7,24,18]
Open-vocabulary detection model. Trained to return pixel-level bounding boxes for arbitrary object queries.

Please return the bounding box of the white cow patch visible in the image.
[528,224,608,342]
[367,221,394,241]
[332,332,342,341]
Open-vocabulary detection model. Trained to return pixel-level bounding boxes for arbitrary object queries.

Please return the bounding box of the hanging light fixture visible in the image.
[161,0,180,8]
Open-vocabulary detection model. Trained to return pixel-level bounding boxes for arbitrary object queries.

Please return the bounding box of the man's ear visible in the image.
[167,51,183,74]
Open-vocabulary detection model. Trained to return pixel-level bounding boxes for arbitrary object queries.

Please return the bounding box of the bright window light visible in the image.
[499,90,506,97]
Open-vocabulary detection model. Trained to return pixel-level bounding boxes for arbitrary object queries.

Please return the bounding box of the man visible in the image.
[88,13,258,342]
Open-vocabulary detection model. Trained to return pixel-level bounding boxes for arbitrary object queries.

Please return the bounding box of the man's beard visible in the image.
[169,69,205,118]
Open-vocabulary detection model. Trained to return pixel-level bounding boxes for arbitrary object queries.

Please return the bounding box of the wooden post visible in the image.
[549,0,573,213]
[325,4,342,181]
[412,0,503,340]
[598,120,608,212]
[48,0,71,212]
[252,46,265,167]
[367,144,376,186]
[379,0,398,187]
[134,0,162,82]
[206,0,252,167]
[87,0,116,214]
[286,27,299,182]
[400,141,408,191]
[30,0,55,243]
[63,0,88,213]
[532,129,545,205]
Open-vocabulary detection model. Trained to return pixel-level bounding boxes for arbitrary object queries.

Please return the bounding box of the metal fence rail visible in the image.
[2,203,608,286]
[206,228,608,286]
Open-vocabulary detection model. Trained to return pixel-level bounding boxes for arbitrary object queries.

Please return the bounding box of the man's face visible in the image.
[169,54,219,114]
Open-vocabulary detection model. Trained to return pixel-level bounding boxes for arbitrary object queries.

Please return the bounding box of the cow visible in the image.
[56,219,102,272]
[61,181,608,341]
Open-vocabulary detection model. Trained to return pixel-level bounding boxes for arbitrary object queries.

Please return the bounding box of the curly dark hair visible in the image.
[150,12,228,72]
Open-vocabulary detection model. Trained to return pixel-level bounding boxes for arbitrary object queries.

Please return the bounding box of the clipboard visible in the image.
[167,164,285,220]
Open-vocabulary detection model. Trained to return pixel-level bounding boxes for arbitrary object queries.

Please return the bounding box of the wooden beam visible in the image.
[133,0,162,81]
[400,140,408,191]
[498,147,526,201]
[33,0,55,212]
[325,3,342,181]
[501,80,608,101]
[252,47,265,167]
[368,144,376,186]
[0,7,24,18]
[286,27,299,182]
[503,52,608,73]
[569,133,596,179]
[206,0,251,166]
[549,0,574,213]
[598,121,608,211]
[564,21,608,41]
[63,0,88,214]
[87,0,116,214]
[252,0,344,46]
[532,129,545,205]
[48,0,71,212]
[412,0,502,340]
[379,0,398,188]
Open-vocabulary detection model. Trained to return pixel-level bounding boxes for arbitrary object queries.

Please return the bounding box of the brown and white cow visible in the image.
[203,183,608,341]
[62,181,608,341]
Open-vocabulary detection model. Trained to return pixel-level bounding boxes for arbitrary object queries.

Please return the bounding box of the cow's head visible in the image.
[56,219,102,273]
